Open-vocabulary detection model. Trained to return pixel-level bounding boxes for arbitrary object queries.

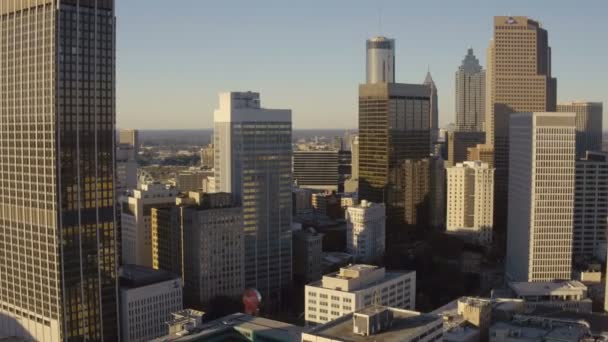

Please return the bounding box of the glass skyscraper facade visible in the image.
[0,1,118,340]
[358,83,431,229]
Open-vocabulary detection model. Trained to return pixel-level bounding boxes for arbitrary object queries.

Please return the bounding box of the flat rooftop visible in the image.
[119,264,179,289]
[160,313,302,341]
[509,280,587,297]
[306,307,441,342]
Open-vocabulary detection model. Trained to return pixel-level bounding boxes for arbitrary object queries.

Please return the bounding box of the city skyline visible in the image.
[116,0,607,130]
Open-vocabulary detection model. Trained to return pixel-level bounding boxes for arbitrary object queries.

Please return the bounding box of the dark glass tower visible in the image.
[358,83,431,232]
[0,1,118,341]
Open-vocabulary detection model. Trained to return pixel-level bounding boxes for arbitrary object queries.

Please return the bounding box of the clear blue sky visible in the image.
[116,0,607,130]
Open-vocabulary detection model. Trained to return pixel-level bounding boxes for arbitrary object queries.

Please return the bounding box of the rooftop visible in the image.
[119,264,179,289]
[509,280,587,297]
[305,306,441,342]
[308,265,413,292]
[156,313,302,341]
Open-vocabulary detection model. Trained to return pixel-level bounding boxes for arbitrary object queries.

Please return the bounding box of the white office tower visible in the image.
[346,200,386,263]
[305,265,415,326]
[121,183,179,267]
[366,36,395,84]
[446,161,494,246]
[506,112,576,282]
[214,92,292,308]
[116,144,138,196]
[120,265,183,342]
[455,48,486,132]
[574,151,608,262]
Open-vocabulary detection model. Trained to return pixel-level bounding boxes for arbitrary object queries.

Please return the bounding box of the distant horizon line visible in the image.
[120,127,360,131]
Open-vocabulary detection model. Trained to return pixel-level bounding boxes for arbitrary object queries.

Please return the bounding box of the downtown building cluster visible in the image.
[0,2,607,341]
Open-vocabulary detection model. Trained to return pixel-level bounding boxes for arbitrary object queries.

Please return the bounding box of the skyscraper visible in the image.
[455,48,486,132]
[403,159,431,228]
[557,102,603,158]
[214,92,292,309]
[573,152,608,262]
[0,1,118,340]
[424,71,439,144]
[446,161,494,246]
[119,128,140,154]
[486,16,557,229]
[446,131,485,167]
[358,83,431,229]
[506,112,575,282]
[366,36,395,84]
[293,150,339,191]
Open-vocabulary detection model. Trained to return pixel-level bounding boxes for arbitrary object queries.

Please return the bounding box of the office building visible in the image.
[359,83,431,227]
[176,169,213,192]
[181,193,244,306]
[116,144,138,196]
[574,151,608,261]
[214,91,292,308]
[305,265,416,325]
[293,150,339,191]
[424,71,439,144]
[121,183,179,267]
[151,206,183,277]
[119,265,183,342]
[403,159,431,228]
[303,306,443,342]
[0,1,118,340]
[119,128,140,153]
[506,112,575,282]
[312,191,342,220]
[447,161,495,246]
[467,144,495,168]
[366,36,395,84]
[456,48,486,132]
[346,201,386,263]
[338,150,352,192]
[293,187,314,215]
[557,102,603,158]
[199,143,214,169]
[351,135,360,179]
[293,228,324,284]
[447,131,486,167]
[486,16,557,229]
[429,156,446,228]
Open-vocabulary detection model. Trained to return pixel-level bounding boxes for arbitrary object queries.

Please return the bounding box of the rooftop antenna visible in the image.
[377,0,383,34]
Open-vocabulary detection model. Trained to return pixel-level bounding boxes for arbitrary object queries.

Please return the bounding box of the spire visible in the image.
[424,69,434,86]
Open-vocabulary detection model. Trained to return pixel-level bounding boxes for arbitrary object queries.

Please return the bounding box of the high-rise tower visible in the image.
[0,1,118,340]
[360,36,431,239]
[424,71,439,144]
[486,16,557,230]
[214,92,292,310]
[455,48,485,132]
[506,112,575,282]
[557,101,603,158]
[366,36,395,84]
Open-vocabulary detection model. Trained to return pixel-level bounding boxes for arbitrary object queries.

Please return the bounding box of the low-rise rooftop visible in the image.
[119,264,179,289]
[304,306,442,342]
[509,280,587,297]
